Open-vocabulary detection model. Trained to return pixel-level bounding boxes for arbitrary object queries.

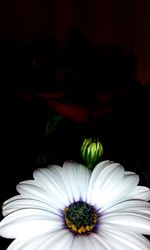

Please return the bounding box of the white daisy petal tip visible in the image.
[0,160,150,249]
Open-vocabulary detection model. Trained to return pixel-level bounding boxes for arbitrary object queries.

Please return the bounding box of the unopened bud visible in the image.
[81,137,103,170]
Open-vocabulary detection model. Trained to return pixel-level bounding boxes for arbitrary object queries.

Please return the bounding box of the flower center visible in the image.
[64,201,98,234]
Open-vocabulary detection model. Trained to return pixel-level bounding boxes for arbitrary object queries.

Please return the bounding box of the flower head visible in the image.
[0,160,150,249]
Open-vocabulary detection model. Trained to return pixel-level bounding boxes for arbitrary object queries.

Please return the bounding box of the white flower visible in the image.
[0,160,150,249]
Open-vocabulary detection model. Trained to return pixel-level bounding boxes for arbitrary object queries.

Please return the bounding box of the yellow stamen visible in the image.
[77,226,86,234]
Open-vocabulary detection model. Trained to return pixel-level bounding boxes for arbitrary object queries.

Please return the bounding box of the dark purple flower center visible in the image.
[64,201,98,234]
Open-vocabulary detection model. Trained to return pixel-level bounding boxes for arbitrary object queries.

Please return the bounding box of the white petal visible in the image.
[104,199,150,214]
[101,173,140,211]
[87,163,123,205]
[0,208,63,238]
[16,181,64,210]
[61,161,90,203]
[101,211,150,235]
[38,229,74,250]
[33,166,70,206]
[90,165,139,209]
[100,229,150,250]
[7,234,49,250]
[87,161,112,200]
[71,235,98,250]
[130,186,150,201]
[6,229,73,250]
[92,232,122,250]
[2,195,62,217]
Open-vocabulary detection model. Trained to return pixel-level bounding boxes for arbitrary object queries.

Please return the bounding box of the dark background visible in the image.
[0,0,150,82]
[1,0,150,248]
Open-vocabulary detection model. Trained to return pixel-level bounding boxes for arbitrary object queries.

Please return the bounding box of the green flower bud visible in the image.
[81,137,103,170]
